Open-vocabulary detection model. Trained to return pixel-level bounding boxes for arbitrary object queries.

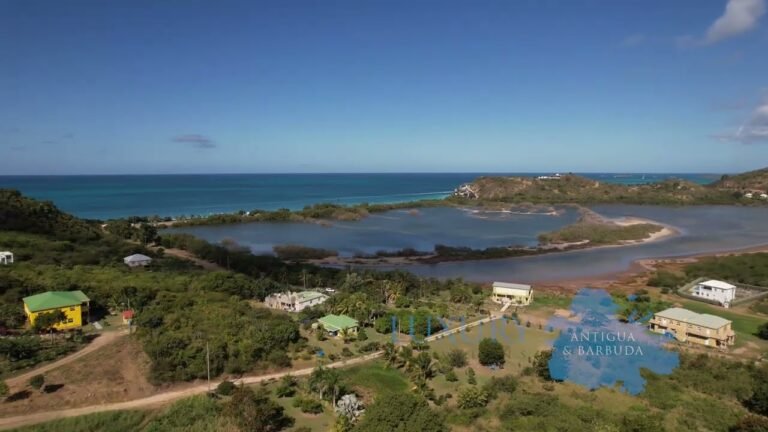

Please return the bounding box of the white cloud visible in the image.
[705,0,766,44]
[714,96,768,143]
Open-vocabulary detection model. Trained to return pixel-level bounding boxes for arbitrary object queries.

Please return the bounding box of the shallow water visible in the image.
[173,204,768,282]
[169,206,581,256]
[394,205,768,282]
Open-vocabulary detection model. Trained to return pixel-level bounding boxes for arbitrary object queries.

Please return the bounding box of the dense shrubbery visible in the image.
[685,253,768,287]
[647,270,686,289]
[273,244,338,260]
[538,221,662,245]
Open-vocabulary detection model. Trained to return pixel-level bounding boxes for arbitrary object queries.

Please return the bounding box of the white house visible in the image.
[123,253,153,267]
[744,192,754,199]
[761,193,768,200]
[692,279,736,307]
[491,282,533,306]
[265,291,329,312]
[0,251,13,265]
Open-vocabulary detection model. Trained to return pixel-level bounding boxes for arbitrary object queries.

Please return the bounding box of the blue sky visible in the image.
[1,0,767,174]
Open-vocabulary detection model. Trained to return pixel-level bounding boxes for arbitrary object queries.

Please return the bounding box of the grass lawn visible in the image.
[430,319,556,375]
[344,362,409,395]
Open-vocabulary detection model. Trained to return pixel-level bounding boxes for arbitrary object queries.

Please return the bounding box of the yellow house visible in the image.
[491,282,533,306]
[23,290,90,330]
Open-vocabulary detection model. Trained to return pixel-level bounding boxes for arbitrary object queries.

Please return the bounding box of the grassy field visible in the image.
[8,411,148,432]
[344,362,410,395]
[430,319,556,375]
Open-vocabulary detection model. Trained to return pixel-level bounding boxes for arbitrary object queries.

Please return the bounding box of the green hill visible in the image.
[452,168,768,205]
[0,189,102,242]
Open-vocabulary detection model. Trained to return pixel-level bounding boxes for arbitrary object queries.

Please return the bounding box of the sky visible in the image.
[1,0,767,175]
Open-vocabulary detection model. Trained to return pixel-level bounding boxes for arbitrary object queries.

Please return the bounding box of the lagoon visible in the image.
[171,205,768,283]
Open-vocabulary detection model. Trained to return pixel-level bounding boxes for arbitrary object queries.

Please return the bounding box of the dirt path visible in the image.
[5,330,128,388]
[0,317,496,430]
[157,247,224,271]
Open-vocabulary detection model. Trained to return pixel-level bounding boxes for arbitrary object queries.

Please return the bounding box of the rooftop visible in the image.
[23,290,90,313]
[318,314,358,331]
[296,291,328,302]
[654,307,731,329]
[124,253,152,262]
[699,279,736,290]
[493,282,532,291]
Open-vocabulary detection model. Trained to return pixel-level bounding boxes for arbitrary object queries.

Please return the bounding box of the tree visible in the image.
[412,351,435,381]
[138,223,158,245]
[446,348,468,368]
[223,386,292,432]
[758,322,768,341]
[478,338,505,366]
[357,327,368,342]
[0,380,8,398]
[467,367,477,385]
[33,309,67,334]
[216,380,236,396]
[382,342,398,369]
[355,392,446,432]
[533,350,554,381]
[275,375,297,398]
[308,366,344,405]
[29,374,45,392]
[457,386,490,409]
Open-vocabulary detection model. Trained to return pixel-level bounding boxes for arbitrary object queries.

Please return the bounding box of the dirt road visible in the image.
[5,330,128,388]
[0,317,497,430]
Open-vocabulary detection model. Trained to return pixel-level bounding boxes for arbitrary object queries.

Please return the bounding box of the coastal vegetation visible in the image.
[455,167,768,205]
[537,219,663,246]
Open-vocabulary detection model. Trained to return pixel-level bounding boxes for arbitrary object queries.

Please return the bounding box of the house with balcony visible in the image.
[649,307,735,349]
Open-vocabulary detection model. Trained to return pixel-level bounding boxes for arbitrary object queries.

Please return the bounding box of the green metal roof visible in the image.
[318,314,358,331]
[23,290,90,313]
[655,307,731,329]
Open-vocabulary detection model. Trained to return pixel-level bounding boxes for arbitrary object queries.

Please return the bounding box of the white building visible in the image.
[744,192,754,199]
[761,193,768,200]
[692,279,736,307]
[491,282,533,306]
[265,291,329,312]
[123,253,153,267]
[0,251,13,265]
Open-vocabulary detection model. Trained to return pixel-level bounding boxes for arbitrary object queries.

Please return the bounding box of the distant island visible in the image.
[452,167,768,205]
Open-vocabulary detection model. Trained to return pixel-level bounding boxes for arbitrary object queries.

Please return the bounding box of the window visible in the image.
[67,318,73,323]
[70,307,76,311]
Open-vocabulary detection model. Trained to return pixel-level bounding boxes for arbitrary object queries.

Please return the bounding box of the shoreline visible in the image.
[534,242,768,290]
[306,214,681,268]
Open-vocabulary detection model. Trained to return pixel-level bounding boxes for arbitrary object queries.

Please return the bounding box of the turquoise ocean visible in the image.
[0,173,720,220]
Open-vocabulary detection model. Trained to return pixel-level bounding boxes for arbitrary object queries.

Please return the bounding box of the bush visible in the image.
[357,327,368,341]
[445,370,458,382]
[29,374,45,391]
[457,387,490,409]
[293,396,324,414]
[216,380,236,396]
[647,270,686,289]
[446,348,468,368]
[484,376,517,398]
[467,368,477,385]
[359,341,381,353]
[478,338,505,366]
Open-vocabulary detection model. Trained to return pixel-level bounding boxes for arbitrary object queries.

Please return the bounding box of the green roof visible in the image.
[23,291,90,313]
[318,314,358,331]
[655,307,731,329]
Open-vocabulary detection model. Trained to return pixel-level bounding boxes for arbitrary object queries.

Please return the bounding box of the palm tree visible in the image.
[399,346,415,372]
[382,342,398,368]
[412,351,435,381]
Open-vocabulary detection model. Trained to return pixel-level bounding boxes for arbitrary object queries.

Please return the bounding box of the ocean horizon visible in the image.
[0,172,722,220]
